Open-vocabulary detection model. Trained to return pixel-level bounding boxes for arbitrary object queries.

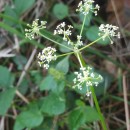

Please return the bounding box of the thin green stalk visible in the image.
[80,15,87,36]
[79,36,103,51]
[75,51,86,67]
[57,52,74,58]
[38,32,73,51]
[90,86,108,130]
[76,51,108,130]
[57,36,104,58]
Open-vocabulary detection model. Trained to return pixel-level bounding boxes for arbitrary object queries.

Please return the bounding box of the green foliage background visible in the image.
[0,0,128,130]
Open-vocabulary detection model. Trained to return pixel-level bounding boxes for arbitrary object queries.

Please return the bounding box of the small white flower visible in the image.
[99,24,120,44]
[94,82,98,86]
[43,64,49,69]
[61,22,65,27]
[25,19,47,40]
[73,66,103,96]
[95,4,100,10]
[76,35,83,46]
[54,22,73,42]
[37,47,57,69]
[76,0,100,16]
[72,35,84,50]
[91,72,95,78]
[86,91,91,96]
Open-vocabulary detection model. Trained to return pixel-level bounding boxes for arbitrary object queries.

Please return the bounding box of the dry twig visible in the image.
[123,73,130,130]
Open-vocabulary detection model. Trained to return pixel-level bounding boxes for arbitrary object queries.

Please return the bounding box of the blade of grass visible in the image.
[110,95,130,105]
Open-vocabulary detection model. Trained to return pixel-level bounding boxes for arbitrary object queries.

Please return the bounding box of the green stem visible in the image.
[39,14,107,129]
[75,51,86,67]
[79,36,103,52]
[57,36,104,58]
[80,15,87,36]
[57,52,74,58]
[90,86,108,130]
[75,51,108,130]
[38,32,73,51]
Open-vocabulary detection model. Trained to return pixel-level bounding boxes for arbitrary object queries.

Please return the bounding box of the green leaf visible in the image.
[14,0,35,15]
[49,68,65,81]
[56,56,70,74]
[0,66,14,88]
[95,70,113,96]
[41,93,65,115]
[75,83,88,95]
[4,5,19,26]
[35,117,57,130]
[59,41,73,53]
[84,106,100,122]
[39,75,57,91]
[12,55,27,70]
[39,74,65,94]
[52,80,65,94]
[18,78,29,95]
[86,26,110,45]
[53,3,68,20]
[76,100,86,107]
[0,88,15,115]
[14,103,43,130]
[68,106,99,130]
[69,108,85,130]
[30,70,43,85]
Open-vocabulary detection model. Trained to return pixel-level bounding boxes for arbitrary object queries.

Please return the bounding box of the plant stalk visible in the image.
[38,32,73,51]
[90,86,108,130]
[76,51,108,130]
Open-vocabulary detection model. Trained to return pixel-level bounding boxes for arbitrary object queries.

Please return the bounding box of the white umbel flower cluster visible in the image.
[76,0,100,16]
[25,19,47,40]
[37,47,57,69]
[73,66,103,96]
[99,24,120,44]
[75,35,83,48]
[54,22,73,41]
[54,22,84,49]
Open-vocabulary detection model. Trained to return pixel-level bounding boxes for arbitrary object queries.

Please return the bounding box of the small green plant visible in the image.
[24,0,120,130]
